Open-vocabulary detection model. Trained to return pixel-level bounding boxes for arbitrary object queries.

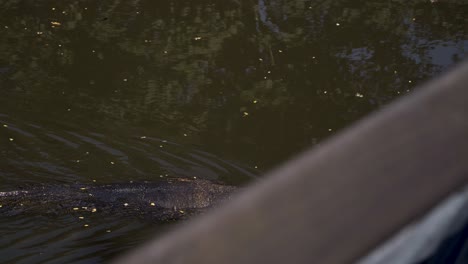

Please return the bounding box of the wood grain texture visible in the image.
[113,60,468,264]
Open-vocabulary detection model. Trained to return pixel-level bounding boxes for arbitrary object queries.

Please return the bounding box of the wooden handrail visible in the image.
[113,60,468,264]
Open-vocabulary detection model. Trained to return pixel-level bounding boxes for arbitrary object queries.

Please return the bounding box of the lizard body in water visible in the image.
[0,178,238,221]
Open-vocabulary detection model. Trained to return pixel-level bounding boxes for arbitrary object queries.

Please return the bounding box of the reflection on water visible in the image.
[0,0,466,262]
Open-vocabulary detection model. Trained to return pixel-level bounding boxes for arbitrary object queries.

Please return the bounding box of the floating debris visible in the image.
[355,93,364,98]
[50,21,61,26]
[78,216,84,219]
[243,111,249,117]
[110,161,115,165]
[150,202,155,206]
[8,138,13,142]
[84,224,89,227]
[2,124,7,128]
[73,207,79,211]
[123,203,129,207]
[106,230,111,233]
[336,23,340,26]
[140,136,146,139]
[91,208,97,213]
[194,36,202,40]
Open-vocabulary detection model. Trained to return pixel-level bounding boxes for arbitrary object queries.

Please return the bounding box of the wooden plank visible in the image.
[113,61,468,264]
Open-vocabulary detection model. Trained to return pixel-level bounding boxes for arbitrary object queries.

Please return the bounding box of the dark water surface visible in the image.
[0,0,466,262]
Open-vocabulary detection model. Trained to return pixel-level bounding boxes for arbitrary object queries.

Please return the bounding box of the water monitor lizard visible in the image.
[0,178,238,221]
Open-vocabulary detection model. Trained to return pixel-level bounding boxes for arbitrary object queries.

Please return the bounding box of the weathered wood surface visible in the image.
[113,60,468,264]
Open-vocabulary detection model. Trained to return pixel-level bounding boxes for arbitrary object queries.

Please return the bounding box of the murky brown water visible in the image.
[0,0,466,262]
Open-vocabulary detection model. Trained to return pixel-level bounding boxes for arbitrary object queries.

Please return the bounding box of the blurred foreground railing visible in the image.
[113,60,468,264]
